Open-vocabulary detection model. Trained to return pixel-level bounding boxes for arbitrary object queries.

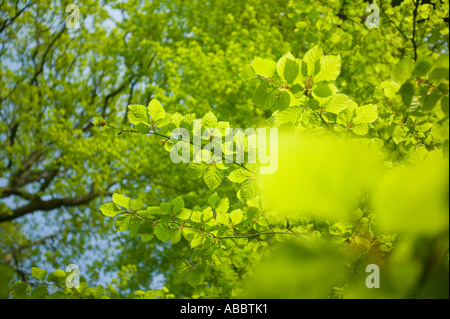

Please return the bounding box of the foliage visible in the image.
[0,0,448,299]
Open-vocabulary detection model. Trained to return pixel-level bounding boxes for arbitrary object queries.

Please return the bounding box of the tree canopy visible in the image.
[0,0,448,299]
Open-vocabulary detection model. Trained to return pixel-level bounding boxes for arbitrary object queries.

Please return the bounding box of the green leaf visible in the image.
[203,165,224,190]
[399,82,415,108]
[392,125,409,144]
[172,196,185,213]
[187,268,201,287]
[272,106,302,126]
[155,224,171,242]
[31,285,47,298]
[434,55,449,69]
[216,212,230,226]
[92,285,104,299]
[353,104,378,124]
[239,180,258,202]
[131,198,144,211]
[283,58,300,84]
[176,208,191,220]
[128,105,150,125]
[423,93,441,111]
[92,116,106,126]
[303,45,323,76]
[251,57,276,78]
[276,52,296,82]
[392,58,414,84]
[112,193,131,210]
[190,234,203,248]
[171,229,182,244]
[275,91,290,111]
[208,192,221,207]
[176,260,191,273]
[138,220,153,234]
[290,83,303,94]
[240,64,255,80]
[31,267,47,281]
[48,269,66,283]
[139,222,154,242]
[312,82,336,98]
[191,210,202,223]
[0,264,14,299]
[230,209,243,225]
[160,202,173,215]
[48,291,65,299]
[352,123,369,135]
[252,82,277,109]
[182,227,195,241]
[136,123,150,134]
[157,113,173,128]
[10,281,28,298]
[413,57,433,77]
[415,122,433,132]
[215,198,229,214]
[171,112,184,126]
[115,214,131,231]
[203,111,218,128]
[129,218,141,238]
[228,168,251,183]
[441,96,449,114]
[141,233,154,243]
[187,163,208,179]
[429,68,449,81]
[324,94,355,114]
[314,55,341,82]
[99,203,122,217]
[148,99,165,122]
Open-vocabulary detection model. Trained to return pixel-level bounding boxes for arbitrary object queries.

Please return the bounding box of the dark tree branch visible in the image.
[11,233,58,254]
[101,82,127,117]
[9,150,45,187]
[30,25,66,85]
[0,186,35,200]
[411,0,420,62]
[0,1,33,34]
[38,169,59,192]
[0,185,98,223]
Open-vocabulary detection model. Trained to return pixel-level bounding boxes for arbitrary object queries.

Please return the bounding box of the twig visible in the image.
[105,124,254,173]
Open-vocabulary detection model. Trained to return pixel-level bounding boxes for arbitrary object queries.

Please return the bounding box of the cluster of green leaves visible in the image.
[246,46,379,136]
[9,266,107,299]
[110,98,260,193]
[90,49,361,297]
[375,55,449,149]
[94,44,448,298]
[8,266,173,299]
[99,191,273,294]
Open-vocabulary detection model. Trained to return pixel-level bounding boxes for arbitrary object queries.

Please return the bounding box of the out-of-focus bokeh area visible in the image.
[0,0,449,299]
[258,135,448,298]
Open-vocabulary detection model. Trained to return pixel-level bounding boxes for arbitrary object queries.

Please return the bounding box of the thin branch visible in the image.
[11,233,58,253]
[379,1,410,41]
[256,74,291,90]
[317,112,332,131]
[0,184,98,222]
[104,124,254,173]
[216,231,294,239]
[0,1,33,34]
[411,0,420,62]
[30,25,66,85]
